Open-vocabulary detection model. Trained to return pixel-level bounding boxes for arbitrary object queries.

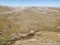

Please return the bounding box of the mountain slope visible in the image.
[0,6,60,45]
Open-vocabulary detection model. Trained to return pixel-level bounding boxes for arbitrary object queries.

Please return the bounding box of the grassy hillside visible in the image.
[0,6,60,45]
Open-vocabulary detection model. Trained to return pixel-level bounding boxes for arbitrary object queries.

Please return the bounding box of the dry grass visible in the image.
[0,6,60,45]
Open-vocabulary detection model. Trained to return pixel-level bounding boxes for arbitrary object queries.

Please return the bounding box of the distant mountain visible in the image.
[0,6,14,13]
